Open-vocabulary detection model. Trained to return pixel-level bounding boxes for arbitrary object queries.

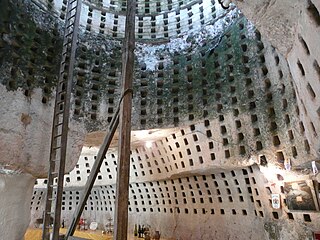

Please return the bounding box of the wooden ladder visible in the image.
[42,1,81,239]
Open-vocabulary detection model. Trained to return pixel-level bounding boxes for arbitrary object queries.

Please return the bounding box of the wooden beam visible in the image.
[65,113,119,239]
[113,0,136,239]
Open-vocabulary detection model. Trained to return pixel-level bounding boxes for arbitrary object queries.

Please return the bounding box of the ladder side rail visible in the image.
[42,126,59,239]
[42,52,69,240]
[52,0,82,239]
[42,0,82,239]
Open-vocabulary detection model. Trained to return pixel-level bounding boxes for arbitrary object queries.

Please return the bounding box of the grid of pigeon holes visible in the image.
[31,166,268,222]
[35,126,218,187]
[50,0,216,39]
[30,186,116,214]
[288,0,320,149]
[31,114,313,225]
[72,13,242,127]
[73,44,122,122]
[135,18,255,129]
[127,166,263,216]
[33,125,266,188]
[31,168,317,225]
[7,0,318,146]
[25,0,294,135]
[247,37,310,167]
[102,0,204,15]
[136,50,205,127]
[36,77,313,190]
[73,0,221,125]
[67,0,320,147]
[129,129,217,179]
[0,2,61,103]
[30,190,45,212]
[11,0,219,126]
[35,34,314,187]
[236,32,313,166]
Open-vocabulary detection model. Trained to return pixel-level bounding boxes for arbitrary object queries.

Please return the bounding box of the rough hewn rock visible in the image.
[0,173,35,240]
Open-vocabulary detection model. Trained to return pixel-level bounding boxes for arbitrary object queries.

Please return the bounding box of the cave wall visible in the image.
[0,173,35,240]
[1,0,318,177]
[0,0,85,177]
[0,0,319,239]
[233,0,320,160]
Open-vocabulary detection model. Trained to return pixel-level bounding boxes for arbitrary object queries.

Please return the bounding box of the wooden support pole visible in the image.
[113,0,136,240]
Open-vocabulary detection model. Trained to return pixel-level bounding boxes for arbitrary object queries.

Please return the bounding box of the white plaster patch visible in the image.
[245,20,256,39]
[135,7,240,72]
[135,44,166,71]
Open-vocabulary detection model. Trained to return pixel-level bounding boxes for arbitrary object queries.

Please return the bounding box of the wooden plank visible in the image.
[113,1,136,240]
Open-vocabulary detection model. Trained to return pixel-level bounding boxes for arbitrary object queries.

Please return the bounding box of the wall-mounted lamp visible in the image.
[145,141,153,148]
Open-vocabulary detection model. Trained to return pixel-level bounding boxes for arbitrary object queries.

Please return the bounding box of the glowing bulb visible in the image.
[145,141,152,148]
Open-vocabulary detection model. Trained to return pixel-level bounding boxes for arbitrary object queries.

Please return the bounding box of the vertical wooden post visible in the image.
[114,0,136,240]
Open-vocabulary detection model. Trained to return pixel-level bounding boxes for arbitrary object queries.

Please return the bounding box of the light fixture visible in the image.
[145,141,153,148]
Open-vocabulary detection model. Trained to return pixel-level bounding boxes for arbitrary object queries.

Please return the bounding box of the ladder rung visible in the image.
[46,211,54,215]
[60,70,66,76]
[67,18,75,24]
[63,40,72,46]
[63,39,70,47]
[56,110,64,115]
[58,87,66,93]
[59,70,67,77]
[48,197,56,201]
[56,107,63,115]
[55,122,63,127]
[60,63,66,70]
[61,52,68,58]
[67,22,75,28]
[58,77,67,83]
[57,102,65,107]
[65,31,73,37]
[67,13,76,20]
[53,146,61,150]
[63,43,71,50]
[68,20,75,27]
[57,99,65,105]
[62,43,69,50]
[60,66,66,72]
[69,6,77,13]
[59,81,67,87]
[60,62,67,69]
[61,48,68,54]
[54,134,62,138]
[50,184,57,188]
[69,0,77,5]
[59,74,66,82]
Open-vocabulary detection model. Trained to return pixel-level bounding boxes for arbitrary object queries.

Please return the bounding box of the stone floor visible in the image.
[25,228,112,240]
[25,228,169,240]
